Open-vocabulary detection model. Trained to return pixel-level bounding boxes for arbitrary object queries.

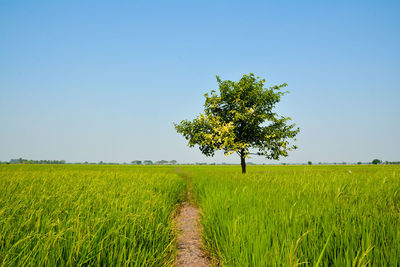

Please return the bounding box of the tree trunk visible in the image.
[240,153,246,174]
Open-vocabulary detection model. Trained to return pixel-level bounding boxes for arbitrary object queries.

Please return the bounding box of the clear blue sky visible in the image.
[1,0,399,164]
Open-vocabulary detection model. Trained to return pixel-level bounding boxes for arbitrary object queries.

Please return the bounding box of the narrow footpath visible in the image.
[175,190,210,267]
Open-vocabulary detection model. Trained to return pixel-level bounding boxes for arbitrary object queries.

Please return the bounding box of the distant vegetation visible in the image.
[7,158,66,164]
[1,158,179,165]
[384,161,400,164]
[1,158,399,165]
[372,159,382,164]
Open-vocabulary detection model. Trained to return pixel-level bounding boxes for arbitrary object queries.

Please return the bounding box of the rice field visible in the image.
[0,165,186,266]
[0,164,399,266]
[188,165,400,266]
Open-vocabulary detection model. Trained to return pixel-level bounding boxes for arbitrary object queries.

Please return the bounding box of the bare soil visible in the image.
[175,192,210,267]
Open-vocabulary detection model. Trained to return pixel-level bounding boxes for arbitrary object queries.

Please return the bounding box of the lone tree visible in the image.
[372,159,382,165]
[174,73,299,173]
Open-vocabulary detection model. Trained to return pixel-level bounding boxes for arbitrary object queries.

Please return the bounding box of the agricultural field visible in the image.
[0,164,399,266]
[188,165,400,266]
[0,165,186,266]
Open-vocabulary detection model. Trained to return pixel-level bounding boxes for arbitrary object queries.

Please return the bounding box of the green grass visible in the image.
[1,164,399,266]
[0,165,186,266]
[188,165,400,266]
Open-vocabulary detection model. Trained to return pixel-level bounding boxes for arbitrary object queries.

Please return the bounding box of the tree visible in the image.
[174,73,299,174]
[308,161,312,165]
[143,160,153,165]
[131,160,142,165]
[372,159,382,165]
[155,160,169,165]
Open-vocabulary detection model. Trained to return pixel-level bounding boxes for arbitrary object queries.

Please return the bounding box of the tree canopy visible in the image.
[372,159,382,165]
[174,73,299,173]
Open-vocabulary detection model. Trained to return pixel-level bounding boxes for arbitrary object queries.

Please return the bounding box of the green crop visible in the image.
[1,164,399,266]
[0,165,186,266]
[188,165,400,266]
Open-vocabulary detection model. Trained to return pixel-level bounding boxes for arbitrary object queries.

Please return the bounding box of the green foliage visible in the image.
[155,160,169,165]
[0,165,186,266]
[188,165,400,266]
[308,161,312,165]
[174,73,299,161]
[9,158,66,164]
[372,159,382,165]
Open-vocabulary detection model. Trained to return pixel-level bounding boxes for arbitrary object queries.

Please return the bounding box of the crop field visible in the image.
[188,165,400,266]
[1,164,399,266]
[0,165,186,266]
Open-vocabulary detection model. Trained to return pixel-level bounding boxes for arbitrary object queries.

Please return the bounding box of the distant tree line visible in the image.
[0,158,181,165]
[130,160,178,165]
[1,158,399,165]
[6,158,66,164]
[384,161,400,165]
[302,159,399,165]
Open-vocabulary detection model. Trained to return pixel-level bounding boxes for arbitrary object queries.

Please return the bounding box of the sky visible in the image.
[1,0,399,164]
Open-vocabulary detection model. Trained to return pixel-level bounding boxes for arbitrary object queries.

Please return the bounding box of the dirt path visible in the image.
[175,191,210,267]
